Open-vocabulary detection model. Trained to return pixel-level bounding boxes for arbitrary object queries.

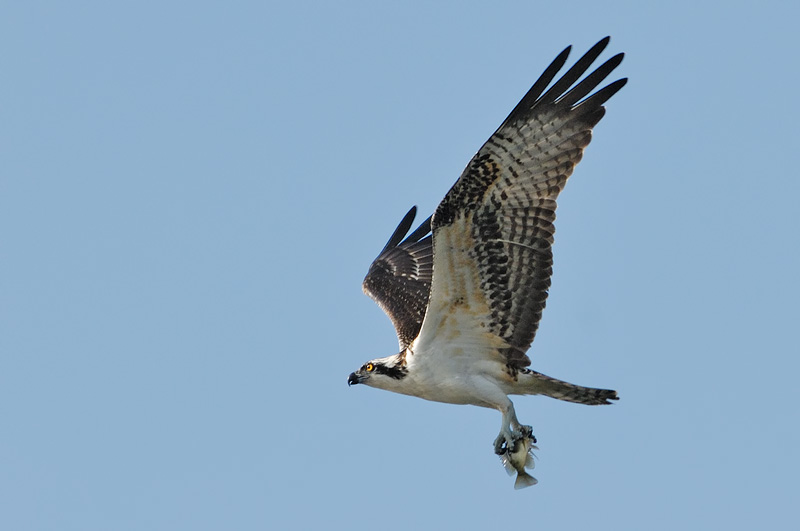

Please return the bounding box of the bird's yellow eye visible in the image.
[365,363,374,372]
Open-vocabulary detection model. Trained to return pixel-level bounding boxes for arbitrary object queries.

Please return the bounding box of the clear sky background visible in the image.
[2,1,799,530]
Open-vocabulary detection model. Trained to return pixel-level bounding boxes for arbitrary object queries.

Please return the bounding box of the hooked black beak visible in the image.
[347,372,360,386]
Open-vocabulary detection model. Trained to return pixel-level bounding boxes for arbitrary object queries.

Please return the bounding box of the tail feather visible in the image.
[521,369,618,405]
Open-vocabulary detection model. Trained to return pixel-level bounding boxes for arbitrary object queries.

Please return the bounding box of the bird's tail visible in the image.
[521,369,618,405]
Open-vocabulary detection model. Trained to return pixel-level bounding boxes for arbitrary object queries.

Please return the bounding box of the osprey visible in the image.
[348,38,625,467]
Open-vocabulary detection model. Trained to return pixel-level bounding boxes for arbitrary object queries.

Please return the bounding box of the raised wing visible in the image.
[420,37,626,369]
[363,207,433,349]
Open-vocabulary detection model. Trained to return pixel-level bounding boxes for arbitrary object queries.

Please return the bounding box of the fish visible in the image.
[500,435,539,489]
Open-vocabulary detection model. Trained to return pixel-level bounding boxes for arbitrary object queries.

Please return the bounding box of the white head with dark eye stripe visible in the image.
[348,352,408,389]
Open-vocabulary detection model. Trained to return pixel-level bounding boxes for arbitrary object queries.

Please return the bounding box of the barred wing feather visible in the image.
[363,207,433,349]
[419,37,627,369]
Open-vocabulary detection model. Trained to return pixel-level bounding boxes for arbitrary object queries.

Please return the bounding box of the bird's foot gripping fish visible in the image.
[499,427,539,489]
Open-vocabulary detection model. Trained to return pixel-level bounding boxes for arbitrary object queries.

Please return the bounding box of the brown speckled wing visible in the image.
[363,207,433,349]
[429,37,626,369]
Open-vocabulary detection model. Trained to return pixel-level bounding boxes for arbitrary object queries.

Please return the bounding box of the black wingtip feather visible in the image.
[378,207,433,256]
[503,45,572,126]
[557,52,625,108]
[501,37,623,129]
[405,215,432,244]
[537,37,612,105]
[575,77,628,111]
[380,206,417,254]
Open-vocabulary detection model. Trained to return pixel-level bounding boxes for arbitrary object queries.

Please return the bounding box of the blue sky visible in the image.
[2,1,799,529]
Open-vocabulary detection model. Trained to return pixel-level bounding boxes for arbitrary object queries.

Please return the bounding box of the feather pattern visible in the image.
[363,207,433,349]
[422,37,627,369]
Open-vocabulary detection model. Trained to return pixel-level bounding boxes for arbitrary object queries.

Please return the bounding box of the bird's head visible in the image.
[348,352,408,390]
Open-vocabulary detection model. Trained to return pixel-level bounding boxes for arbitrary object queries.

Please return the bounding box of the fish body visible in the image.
[500,436,538,489]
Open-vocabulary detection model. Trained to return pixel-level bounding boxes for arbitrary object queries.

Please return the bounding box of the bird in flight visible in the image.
[348,37,625,479]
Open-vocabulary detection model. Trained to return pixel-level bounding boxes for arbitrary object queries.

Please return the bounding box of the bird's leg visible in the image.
[493,402,535,455]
